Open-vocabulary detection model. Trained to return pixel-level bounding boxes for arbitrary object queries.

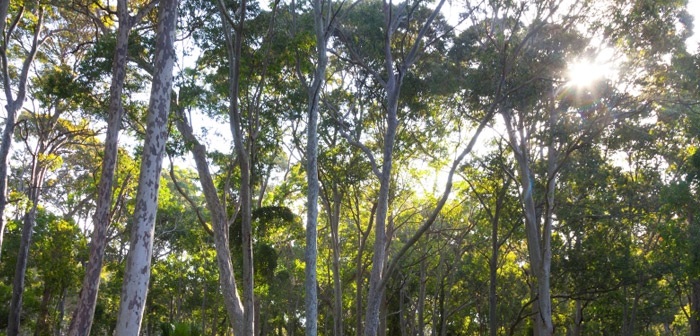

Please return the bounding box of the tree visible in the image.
[7,61,98,335]
[69,1,159,333]
[113,0,177,333]
[303,0,331,334]
[0,0,48,262]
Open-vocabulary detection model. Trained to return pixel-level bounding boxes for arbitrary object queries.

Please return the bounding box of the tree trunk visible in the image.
[322,183,343,336]
[34,282,54,336]
[54,287,67,336]
[503,110,553,336]
[364,76,399,336]
[417,259,427,336]
[304,0,329,334]
[113,0,177,333]
[173,100,246,335]
[0,1,43,261]
[568,300,583,336]
[7,153,45,336]
[217,1,255,333]
[489,208,499,336]
[68,2,133,334]
[691,279,700,336]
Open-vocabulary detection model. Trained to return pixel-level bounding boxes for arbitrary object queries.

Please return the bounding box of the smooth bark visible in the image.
[173,103,246,335]
[7,159,43,336]
[0,2,43,261]
[217,1,255,333]
[501,100,558,336]
[304,0,330,334]
[113,0,177,333]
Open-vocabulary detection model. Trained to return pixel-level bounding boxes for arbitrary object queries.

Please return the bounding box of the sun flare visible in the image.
[567,60,610,87]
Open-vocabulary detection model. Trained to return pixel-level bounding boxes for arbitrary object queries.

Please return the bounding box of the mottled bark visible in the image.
[68,1,136,334]
[113,0,177,333]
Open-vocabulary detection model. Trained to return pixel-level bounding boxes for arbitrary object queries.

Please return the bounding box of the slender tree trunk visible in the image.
[489,208,499,336]
[569,300,583,336]
[691,279,700,336]
[35,283,54,336]
[54,287,67,336]
[0,0,14,261]
[364,78,399,336]
[217,2,255,333]
[503,110,552,336]
[304,0,329,333]
[113,0,177,333]
[174,102,245,334]
[68,2,133,334]
[7,153,45,336]
[0,2,43,261]
[330,188,343,336]
[417,259,427,336]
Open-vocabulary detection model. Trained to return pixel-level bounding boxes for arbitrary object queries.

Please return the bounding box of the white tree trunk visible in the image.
[114,0,177,333]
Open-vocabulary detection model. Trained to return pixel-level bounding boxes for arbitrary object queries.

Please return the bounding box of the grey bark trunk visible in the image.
[173,106,246,335]
[330,188,343,336]
[305,0,329,334]
[363,79,399,336]
[0,2,43,261]
[361,2,447,333]
[322,184,343,336]
[502,109,554,336]
[217,1,255,333]
[68,2,132,334]
[7,155,45,336]
[113,0,177,334]
[568,300,583,336]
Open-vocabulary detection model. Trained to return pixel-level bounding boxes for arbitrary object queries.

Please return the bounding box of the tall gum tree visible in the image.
[113,0,177,333]
[217,0,256,333]
[3,5,87,334]
[0,0,46,262]
[332,1,497,334]
[303,0,332,334]
[68,1,159,334]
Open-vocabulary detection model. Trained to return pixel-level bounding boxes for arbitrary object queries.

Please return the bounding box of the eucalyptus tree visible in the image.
[5,8,103,329]
[449,1,626,333]
[0,0,50,261]
[113,0,177,333]
[329,1,504,334]
[7,99,97,336]
[68,1,160,334]
[302,0,333,333]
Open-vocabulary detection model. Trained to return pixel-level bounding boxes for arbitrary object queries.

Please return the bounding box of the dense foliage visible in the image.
[0,0,699,335]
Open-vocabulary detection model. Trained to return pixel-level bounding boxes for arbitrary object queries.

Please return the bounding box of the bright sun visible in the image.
[566,47,618,87]
[567,60,609,87]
